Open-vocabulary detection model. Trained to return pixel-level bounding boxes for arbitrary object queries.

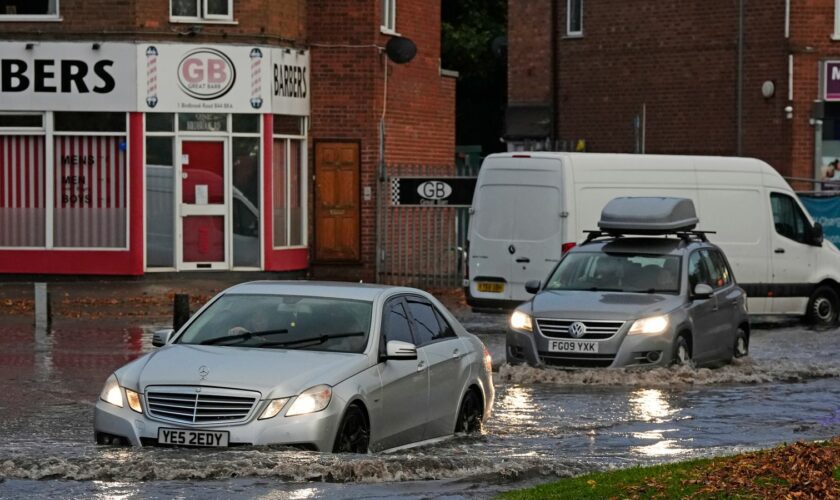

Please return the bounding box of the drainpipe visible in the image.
[550,0,558,149]
[736,0,745,156]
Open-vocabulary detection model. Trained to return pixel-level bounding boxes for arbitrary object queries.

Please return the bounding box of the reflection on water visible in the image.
[629,389,675,423]
[497,385,538,425]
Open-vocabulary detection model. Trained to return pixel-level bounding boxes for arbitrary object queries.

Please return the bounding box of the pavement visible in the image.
[0,274,472,325]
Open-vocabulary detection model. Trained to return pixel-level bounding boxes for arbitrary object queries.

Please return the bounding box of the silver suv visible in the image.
[506,197,749,369]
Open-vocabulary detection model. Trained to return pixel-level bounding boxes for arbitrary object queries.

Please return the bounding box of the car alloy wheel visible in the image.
[734,329,749,358]
[333,405,369,453]
[672,336,691,366]
[455,390,482,434]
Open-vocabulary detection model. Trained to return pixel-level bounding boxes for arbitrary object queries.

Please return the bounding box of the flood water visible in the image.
[1,313,839,498]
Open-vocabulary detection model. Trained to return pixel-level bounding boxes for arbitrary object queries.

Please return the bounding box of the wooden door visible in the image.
[314,142,360,261]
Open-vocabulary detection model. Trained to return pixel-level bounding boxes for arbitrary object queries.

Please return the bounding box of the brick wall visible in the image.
[508,0,553,106]
[308,0,455,282]
[1,0,306,44]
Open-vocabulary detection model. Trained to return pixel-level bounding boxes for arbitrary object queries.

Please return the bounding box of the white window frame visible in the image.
[170,0,235,24]
[0,113,47,249]
[834,0,840,40]
[566,0,583,37]
[0,0,60,21]
[272,116,308,250]
[381,0,397,35]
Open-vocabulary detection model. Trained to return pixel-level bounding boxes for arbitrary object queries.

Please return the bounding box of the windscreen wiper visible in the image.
[587,287,624,292]
[256,331,365,349]
[200,329,289,345]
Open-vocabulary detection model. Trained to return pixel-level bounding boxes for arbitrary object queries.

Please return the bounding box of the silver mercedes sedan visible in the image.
[94,281,494,453]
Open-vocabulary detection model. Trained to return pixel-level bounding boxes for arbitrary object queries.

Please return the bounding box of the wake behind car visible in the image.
[507,197,749,369]
[95,281,494,453]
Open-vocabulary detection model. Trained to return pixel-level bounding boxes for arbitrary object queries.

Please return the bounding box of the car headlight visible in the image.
[259,398,290,420]
[629,315,670,335]
[125,389,143,414]
[100,374,123,408]
[286,385,332,416]
[510,311,533,332]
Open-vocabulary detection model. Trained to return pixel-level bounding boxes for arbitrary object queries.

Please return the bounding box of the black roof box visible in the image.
[598,197,699,234]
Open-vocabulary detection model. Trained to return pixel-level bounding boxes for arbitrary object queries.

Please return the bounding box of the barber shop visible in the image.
[0,41,310,275]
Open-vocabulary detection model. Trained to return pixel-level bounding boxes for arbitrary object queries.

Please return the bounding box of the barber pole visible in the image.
[249,48,263,109]
[146,46,159,108]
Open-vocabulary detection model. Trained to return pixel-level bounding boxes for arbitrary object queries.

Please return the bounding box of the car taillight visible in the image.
[561,242,576,254]
[483,346,493,373]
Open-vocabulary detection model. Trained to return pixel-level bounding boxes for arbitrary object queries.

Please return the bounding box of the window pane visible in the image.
[0,114,43,128]
[688,252,708,289]
[55,112,126,132]
[145,137,175,267]
[172,0,198,17]
[289,141,303,246]
[206,0,229,16]
[233,114,260,133]
[709,251,732,287]
[273,115,303,136]
[433,308,457,339]
[568,0,582,33]
[54,136,127,248]
[0,0,56,15]
[701,250,724,289]
[146,113,174,132]
[406,301,441,346]
[178,113,228,132]
[272,139,287,247]
[233,138,260,267]
[771,193,807,243]
[0,136,46,247]
[384,302,414,344]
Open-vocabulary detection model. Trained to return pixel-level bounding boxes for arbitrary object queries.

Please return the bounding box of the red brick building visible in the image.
[506,0,840,185]
[0,0,455,279]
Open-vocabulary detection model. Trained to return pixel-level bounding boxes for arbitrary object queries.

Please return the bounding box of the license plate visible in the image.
[548,340,599,353]
[477,281,505,293]
[158,428,229,447]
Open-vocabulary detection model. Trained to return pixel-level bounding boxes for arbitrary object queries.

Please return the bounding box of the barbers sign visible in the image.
[0,42,136,111]
[390,177,477,207]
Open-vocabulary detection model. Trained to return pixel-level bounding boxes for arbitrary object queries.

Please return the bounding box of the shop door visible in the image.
[178,139,228,270]
[314,142,360,261]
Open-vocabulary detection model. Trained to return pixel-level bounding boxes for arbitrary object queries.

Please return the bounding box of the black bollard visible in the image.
[173,294,190,331]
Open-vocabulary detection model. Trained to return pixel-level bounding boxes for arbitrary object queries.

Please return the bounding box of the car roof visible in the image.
[574,237,713,256]
[223,280,402,301]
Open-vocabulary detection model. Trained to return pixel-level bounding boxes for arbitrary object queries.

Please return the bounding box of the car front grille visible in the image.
[539,351,616,368]
[536,319,625,340]
[145,386,259,425]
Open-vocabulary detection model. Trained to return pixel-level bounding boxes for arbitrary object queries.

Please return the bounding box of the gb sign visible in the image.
[178,48,236,100]
[417,181,453,201]
[391,177,477,207]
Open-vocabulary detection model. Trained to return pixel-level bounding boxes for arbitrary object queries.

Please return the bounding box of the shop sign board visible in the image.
[138,43,272,114]
[271,48,310,116]
[0,42,137,111]
[825,61,840,101]
[390,177,478,206]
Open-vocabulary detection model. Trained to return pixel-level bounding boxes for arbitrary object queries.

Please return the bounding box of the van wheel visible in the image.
[671,335,691,366]
[734,328,749,358]
[806,286,839,327]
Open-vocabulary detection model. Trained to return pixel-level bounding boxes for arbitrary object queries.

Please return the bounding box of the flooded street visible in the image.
[2,312,840,498]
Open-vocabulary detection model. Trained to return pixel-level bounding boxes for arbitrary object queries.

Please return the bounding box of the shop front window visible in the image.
[272,136,306,249]
[0,135,46,247]
[232,137,260,267]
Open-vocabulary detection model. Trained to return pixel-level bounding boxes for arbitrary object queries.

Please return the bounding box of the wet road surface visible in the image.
[1,313,840,498]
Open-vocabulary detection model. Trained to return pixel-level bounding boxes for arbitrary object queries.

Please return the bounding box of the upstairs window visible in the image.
[567,0,583,36]
[171,0,232,22]
[0,0,59,19]
[381,0,396,33]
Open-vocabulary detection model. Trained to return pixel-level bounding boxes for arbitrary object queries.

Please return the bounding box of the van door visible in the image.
[468,159,564,304]
[768,192,818,314]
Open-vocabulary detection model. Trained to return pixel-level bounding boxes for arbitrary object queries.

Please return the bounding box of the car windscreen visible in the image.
[545,252,681,294]
[175,294,373,353]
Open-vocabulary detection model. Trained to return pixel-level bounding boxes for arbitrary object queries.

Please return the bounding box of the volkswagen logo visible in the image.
[568,322,587,339]
[198,365,210,380]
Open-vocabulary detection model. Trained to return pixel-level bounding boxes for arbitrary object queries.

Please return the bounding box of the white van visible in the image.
[466,152,840,325]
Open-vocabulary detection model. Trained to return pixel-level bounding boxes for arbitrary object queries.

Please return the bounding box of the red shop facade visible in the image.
[0,41,310,275]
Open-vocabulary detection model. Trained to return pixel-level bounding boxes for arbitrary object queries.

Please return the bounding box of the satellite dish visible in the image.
[385,36,417,64]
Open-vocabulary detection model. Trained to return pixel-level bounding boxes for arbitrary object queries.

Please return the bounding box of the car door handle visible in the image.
[417,360,426,372]
[774,248,785,254]
[515,257,530,263]
[452,349,462,359]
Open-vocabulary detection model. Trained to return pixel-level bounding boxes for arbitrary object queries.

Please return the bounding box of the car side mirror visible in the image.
[525,280,542,294]
[384,340,418,360]
[152,329,174,347]
[692,284,713,300]
[811,222,824,246]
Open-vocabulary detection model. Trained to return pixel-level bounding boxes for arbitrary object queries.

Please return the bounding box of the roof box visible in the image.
[598,197,699,234]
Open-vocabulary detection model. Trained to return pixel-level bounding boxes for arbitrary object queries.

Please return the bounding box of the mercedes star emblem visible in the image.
[198,365,210,380]
[568,322,587,339]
